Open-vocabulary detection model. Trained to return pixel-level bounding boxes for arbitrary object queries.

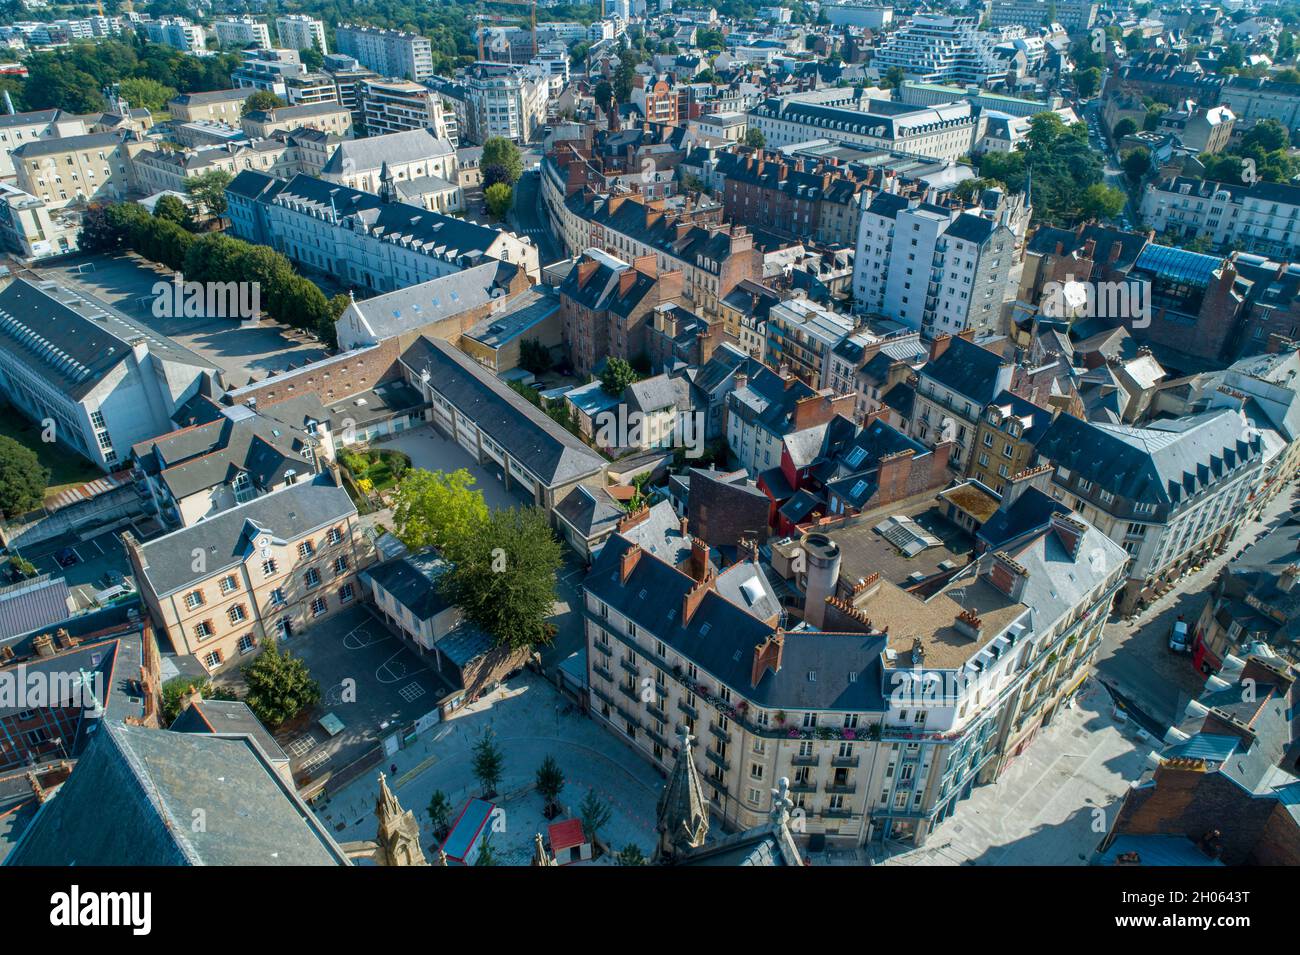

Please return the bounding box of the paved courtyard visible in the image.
[315,672,663,863]
[242,604,451,789]
[35,253,329,384]
[861,679,1154,867]
[375,426,532,513]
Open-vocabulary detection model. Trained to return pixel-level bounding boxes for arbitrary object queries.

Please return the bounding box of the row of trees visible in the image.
[3,36,243,115]
[391,469,563,652]
[973,113,1125,225]
[81,200,349,346]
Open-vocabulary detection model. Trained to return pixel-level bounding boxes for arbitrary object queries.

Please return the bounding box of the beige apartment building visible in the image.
[125,478,367,672]
[168,88,256,124]
[12,130,145,208]
[240,102,354,140]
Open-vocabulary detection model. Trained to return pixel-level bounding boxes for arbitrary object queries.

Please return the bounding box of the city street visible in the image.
[1094,483,1297,734]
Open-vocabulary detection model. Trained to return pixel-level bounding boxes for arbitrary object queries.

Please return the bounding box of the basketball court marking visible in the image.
[287,735,316,758]
[343,624,390,650]
[375,649,415,685]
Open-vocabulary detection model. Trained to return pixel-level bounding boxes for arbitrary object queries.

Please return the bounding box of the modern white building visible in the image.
[442,61,550,145]
[275,14,327,54]
[212,16,271,50]
[1139,176,1300,261]
[853,186,1028,338]
[872,15,1008,87]
[0,278,218,471]
[986,0,1097,33]
[137,16,205,53]
[335,25,434,81]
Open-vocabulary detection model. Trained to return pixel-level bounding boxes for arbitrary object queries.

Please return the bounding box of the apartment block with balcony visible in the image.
[125,477,367,673]
[1140,177,1300,262]
[1033,409,1265,613]
[275,14,327,54]
[335,25,434,81]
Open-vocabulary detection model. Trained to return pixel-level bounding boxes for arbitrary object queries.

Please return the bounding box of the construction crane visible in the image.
[475,0,539,63]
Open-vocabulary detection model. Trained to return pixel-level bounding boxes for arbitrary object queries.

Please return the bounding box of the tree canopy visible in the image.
[0,435,49,518]
[391,467,489,563]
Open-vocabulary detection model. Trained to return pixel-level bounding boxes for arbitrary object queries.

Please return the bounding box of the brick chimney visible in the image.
[1050,512,1088,560]
[687,536,710,582]
[987,551,1030,601]
[683,574,714,625]
[929,333,954,362]
[875,449,915,506]
[750,631,784,687]
[620,543,643,583]
[678,515,690,537]
[1000,463,1053,509]
[618,504,652,533]
[618,268,637,298]
[576,258,600,289]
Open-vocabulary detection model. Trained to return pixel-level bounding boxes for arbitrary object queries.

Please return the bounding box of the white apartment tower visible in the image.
[872,15,1008,87]
[276,15,328,54]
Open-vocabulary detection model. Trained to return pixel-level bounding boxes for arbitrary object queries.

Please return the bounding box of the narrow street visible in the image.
[1094,483,1297,733]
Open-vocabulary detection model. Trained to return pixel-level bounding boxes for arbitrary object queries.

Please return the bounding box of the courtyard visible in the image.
[35,252,330,384]
[373,426,533,513]
[242,604,453,793]
[316,671,663,864]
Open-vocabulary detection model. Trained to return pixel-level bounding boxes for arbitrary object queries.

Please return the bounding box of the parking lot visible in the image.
[35,252,330,384]
[253,604,453,790]
[14,522,145,611]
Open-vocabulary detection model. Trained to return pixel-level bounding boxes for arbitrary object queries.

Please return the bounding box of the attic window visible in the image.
[848,672,858,683]
[700,623,712,636]
[638,588,648,599]
[807,671,817,683]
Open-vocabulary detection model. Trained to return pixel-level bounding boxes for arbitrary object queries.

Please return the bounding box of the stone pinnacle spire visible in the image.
[655,728,709,862]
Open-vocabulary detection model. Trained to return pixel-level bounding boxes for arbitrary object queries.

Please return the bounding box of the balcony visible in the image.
[647,703,667,724]
[677,699,698,720]
[831,754,860,768]
[826,781,857,795]
[790,778,817,794]
[823,808,856,820]
[705,749,730,772]
[709,721,731,744]
[619,658,639,677]
[617,683,640,703]
[791,754,819,767]
[593,663,613,683]
[592,640,612,657]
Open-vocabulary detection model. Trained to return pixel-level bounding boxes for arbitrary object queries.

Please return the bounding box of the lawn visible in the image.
[339,447,412,495]
[0,404,104,503]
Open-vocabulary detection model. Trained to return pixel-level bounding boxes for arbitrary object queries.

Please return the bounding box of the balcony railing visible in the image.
[791,754,819,767]
[709,721,731,744]
[705,749,730,772]
[831,754,860,768]
[826,782,857,795]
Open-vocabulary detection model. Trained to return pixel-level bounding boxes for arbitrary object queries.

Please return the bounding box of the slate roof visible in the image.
[399,337,606,488]
[554,485,624,540]
[5,722,349,866]
[921,335,1010,405]
[0,575,72,640]
[586,535,889,712]
[363,551,455,622]
[0,278,215,400]
[11,130,131,159]
[345,262,514,341]
[134,477,356,597]
[170,699,288,764]
[559,259,658,317]
[1034,409,1263,512]
[627,374,690,415]
[320,128,454,178]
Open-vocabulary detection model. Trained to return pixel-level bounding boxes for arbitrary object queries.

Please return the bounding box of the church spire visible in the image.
[374,772,428,866]
[378,160,397,204]
[654,728,709,862]
[530,832,557,866]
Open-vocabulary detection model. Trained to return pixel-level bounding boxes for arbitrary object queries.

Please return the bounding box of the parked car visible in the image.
[1168,619,1190,653]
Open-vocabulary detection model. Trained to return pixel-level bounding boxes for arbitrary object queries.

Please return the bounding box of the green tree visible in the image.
[578,789,613,857]
[1122,147,1151,183]
[472,730,504,797]
[600,356,637,395]
[1075,67,1102,98]
[475,839,497,865]
[240,639,320,728]
[593,79,614,108]
[0,435,48,517]
[185,168,234,220]
[519,338,553,376]
[1241,118,1290,153]
[160,676,238,725]
[391,467,489,562]
[744,128,766,149]
[301,44,325,72]
[484,182,513,219]
[1080,183,1126,220]
[536,755,565,818]
[1112,117,1138,138]
[427,790,453,838]
[117,76,177,113]
[241,90,284,115]
[439,506,563,652]
[153,193,194,230]
[616,843,647,865]
[481,136,523,184]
